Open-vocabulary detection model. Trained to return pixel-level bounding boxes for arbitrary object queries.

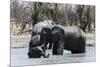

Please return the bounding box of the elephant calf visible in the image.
[28,34,49,58]
[28,47,49,58]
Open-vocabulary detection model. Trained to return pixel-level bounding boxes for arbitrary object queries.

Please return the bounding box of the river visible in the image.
[11,46,95,66]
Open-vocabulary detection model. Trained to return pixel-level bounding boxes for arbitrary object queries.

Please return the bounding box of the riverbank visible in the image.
[11,32,95,48]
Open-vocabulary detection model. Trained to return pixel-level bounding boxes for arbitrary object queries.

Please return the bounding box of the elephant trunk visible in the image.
[41,52,49,58]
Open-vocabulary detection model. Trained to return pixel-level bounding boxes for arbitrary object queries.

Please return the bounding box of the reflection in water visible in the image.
[11,47,95,66]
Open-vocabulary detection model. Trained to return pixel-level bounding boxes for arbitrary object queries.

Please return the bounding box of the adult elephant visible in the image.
[51,25,86,55]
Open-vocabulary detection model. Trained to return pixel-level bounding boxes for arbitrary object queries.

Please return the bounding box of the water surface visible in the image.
[11,47,95,66]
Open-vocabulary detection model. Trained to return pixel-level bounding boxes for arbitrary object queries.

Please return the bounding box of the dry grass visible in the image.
[86,31,95,46]
[11,31,95,48]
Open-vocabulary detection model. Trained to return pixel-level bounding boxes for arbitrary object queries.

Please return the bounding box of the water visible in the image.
[11,47,95,66]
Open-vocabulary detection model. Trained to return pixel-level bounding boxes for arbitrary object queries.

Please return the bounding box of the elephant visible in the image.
[51,26,65,55]
[28,34,49,58]
[28,47,49,58]
[51,25,86,55]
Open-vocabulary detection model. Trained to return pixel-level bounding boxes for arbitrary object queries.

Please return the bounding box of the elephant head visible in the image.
[28,46,49,58]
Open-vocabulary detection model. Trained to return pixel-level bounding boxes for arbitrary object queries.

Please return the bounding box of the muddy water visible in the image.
[11,47,95,66]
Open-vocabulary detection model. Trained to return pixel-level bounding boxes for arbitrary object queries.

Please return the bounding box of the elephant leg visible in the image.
[52,43,58,55]
[57,47,63,55]
[52,41,64,55]
[57,41,64,55]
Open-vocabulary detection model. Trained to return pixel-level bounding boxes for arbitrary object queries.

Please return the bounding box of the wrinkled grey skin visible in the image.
[51,25,86,55]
